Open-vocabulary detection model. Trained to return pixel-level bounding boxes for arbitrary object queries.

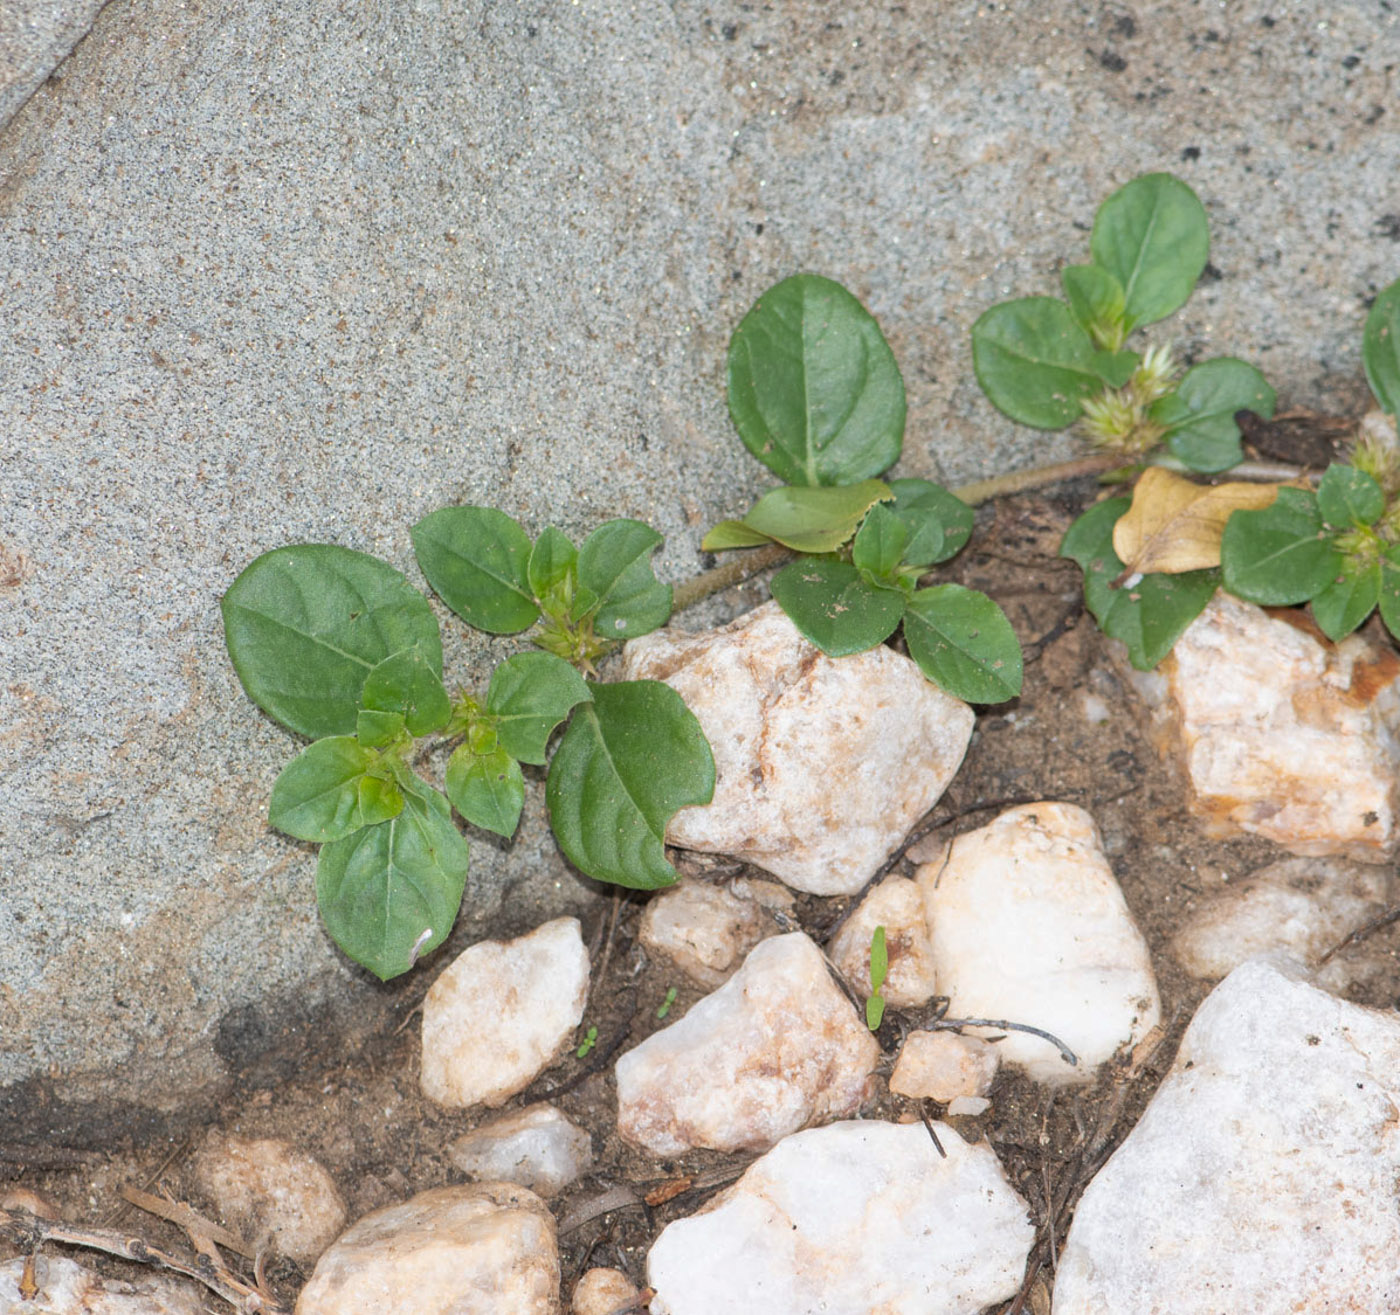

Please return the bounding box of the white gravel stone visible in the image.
[0,1256,202,1314]
[638,879,778,988]
[1131,592,1400,860]
[647,1119,1032,1315]
[918,802,1159,1085]
[447,1103,593,1197]
[615,932,878,1155]
[622,601,974,894]
[192,1132,347,1265]
[570,1267,640,1315]
[1053,956,1400,1312]
[889,1030,998,1102]
[420,917,589,1109]
[1172,856,1394,992]
[828,875,938,1008]
[295,1183,559,1315]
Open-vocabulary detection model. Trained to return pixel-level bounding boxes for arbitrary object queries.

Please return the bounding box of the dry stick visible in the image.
[120,1185,253,1259]
[1318,903,1400,965]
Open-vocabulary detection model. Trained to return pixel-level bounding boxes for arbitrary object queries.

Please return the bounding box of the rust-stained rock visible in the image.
[828,875,939,1009]
[621,601,974,895]
[889,1030,999,1102]
[1128,593,1400,861]
[615,932,879,1156]
[638,878,780,988]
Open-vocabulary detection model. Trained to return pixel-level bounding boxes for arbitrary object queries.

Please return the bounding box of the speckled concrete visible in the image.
[0,0,108,130]
[2,0,1397,1124]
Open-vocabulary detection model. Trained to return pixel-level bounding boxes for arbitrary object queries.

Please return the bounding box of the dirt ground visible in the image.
[6,451,1400,1313]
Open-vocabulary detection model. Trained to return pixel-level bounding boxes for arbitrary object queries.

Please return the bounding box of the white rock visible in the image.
[889,1030,998,1102]
[421,917,589,1109]
[295,1183,559,1315]
[0,1257,202,1314]
[1131,592,1400,860]
[192,1132,347,1265]
[1172,856,1394,992]
[622,601,975,894]
[647,1119,1032,1315]
[1054,956,1400,1312]
[946,1095,990,1117]
[828,875,938,1008]
[615,932,878,1155]
[638,879,777,988]
[447,1103,593,1197]
[918,802,1159,1085]
[570,1267,640,1315]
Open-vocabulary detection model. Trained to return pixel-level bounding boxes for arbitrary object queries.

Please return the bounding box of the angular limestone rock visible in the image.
[889,1030,998,1103]
[918,802,1159,1085]
[193,1132,347,1265]
[647,1120,1032,1315]
[1130,593,1400,860]
[420,917,589,1109]
[571,1268,640,1315]
[615,932,879,1155]
[1053,957,1400,1312]
[447,1103,593,1197]
[638,878,779,988]
[622,602,974,894]
[295,1183,560,1315]
[828,875,938,1008]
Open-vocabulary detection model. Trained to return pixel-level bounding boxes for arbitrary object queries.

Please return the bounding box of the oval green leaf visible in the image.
[445,745,525,838]
[732,480,893,555]
[971,297,1104,429]
[701,519,776,552]
[1149,358,1276,474]
[852,503,909,582]
[887,479,974,567]
[411,506,539,634]
[903,584,1023,703]
[1364,277,1400,417]
[222,545,442,739]
[1317,463,1385,529]
[315,778,469,981]
[769,558,906,657]
[360,646,452,736]
[1380,544,1400,640]
[269,735,403,842]
[1221,487,1343,605]
[545,680,715,890]
[356,708,406,749]
[1312,562,1381,643]
[485,650,593,765]
[577,519,672,640]
[727,273,906,486]
[528,527,579,605]
[1090,173,1209,332]
[1061,263,1127,347]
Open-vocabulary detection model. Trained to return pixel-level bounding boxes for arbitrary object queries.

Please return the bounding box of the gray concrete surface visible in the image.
[2,0,1397,1130]
[0,0,108,130]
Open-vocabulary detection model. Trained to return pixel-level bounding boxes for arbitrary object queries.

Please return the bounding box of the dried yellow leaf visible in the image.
[1112,467,1283,576]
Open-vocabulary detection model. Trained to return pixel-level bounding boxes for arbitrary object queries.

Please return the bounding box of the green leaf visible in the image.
[903,585,1023,703]
[1221,487,1343,605]
[1089,173,1209,332]
[269,736,403,842]
[727,273,906,486]
[701,520,776,552]
[1380,544,1400,640]
[769,558,906,656]
[1060,498,1218,671]
[1312,562,1381,642]
[577,519,672,640]
[1061,264,1126,345]
[222,545,443,739]
[865,994,886,1031]
[888,478,974,566]
[1092,349,1142,388]
[970,297,1105,429]
[528,527,578,603]
[546,680,715,890]
[1149,358,1277,474]
[315,777,469,980]
[445,745,525,838]
[356,708,405,749]
[411,506,539,634]
[360,646,452,736]
[869,924,889,992]
[852,503,909,582]
[485,650,593,765]
[1363,277,1400,417]
[724,480,893,554]
[1317,463,1385,528]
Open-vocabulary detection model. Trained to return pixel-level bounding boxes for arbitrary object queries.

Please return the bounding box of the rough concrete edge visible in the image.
[0,0,110,132]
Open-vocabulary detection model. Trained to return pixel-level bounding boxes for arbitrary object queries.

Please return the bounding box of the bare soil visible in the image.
[6,472,1400,1313]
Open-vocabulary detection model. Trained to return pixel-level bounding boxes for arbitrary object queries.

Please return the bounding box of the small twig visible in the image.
[917,1100,947,1159]
[928,1017,1079,1070]
[104,1137,193,1229]
[120,1185,253,1259]
[0,1143,91,1168]
[1318,903,1400,965]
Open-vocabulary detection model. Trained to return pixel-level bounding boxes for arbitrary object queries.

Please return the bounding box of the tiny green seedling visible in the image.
[657,986,678,1020]
[576,1025,598,1059]
[865,925,889,1032]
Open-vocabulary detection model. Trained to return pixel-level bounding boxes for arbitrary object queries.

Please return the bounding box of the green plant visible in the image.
[657,986,678,1020]
[705,273,1023,704]
[865,924,888,1031]
[222,516,715,980]
[576,1025,599,1059]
